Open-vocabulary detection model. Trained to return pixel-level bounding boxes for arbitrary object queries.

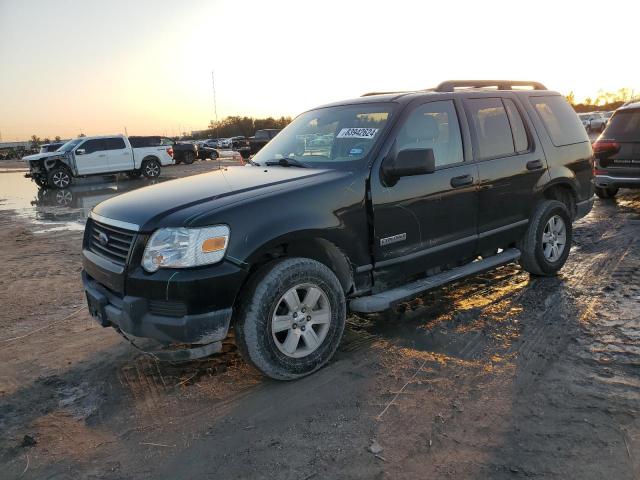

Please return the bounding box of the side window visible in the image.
[396,100,463,167]
[160,137,174,146]
[467,98,515,160]
[529,95,588,147]
[80,139,105,154]
[104,138,126,150]
[503,99,529,153]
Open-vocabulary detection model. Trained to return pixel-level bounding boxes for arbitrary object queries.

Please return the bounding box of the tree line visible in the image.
[566,88,638,112]
[192,115,292,140]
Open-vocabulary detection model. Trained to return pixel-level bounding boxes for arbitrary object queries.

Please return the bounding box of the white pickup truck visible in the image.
[23,134,174,189]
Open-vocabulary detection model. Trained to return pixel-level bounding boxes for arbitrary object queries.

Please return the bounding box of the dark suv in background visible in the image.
[593,101,640,198]
[82,80,594,380]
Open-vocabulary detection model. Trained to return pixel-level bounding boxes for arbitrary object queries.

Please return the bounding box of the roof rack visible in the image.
[435,80,547,92]
[360,91,408,97]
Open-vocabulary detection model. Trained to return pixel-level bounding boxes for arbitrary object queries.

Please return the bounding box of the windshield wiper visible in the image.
[264,157,308,168]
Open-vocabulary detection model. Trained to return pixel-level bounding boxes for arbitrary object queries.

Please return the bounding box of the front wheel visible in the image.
[47,167,72,189]
[595,186,618,199]
[142,159,161,178]
[234,258,346,380]
[518,200,572,276]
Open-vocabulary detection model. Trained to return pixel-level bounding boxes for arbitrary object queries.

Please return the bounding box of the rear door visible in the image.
[464,96,548,253]
[370,99,479,281]
[597,108,640,178]
[74,139,108,175]
[104,137,132,172]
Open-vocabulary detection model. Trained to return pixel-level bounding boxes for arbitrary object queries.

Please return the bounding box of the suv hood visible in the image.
[92,165,344,230]
[23,151,65,162]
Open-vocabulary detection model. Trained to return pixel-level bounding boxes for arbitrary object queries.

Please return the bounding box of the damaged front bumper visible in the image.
[82,271,233,348]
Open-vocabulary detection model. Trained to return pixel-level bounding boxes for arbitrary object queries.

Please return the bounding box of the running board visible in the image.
[349,248,521,313]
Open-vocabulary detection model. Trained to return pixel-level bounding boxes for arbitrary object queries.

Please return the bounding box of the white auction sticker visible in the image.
[336,128,378,139]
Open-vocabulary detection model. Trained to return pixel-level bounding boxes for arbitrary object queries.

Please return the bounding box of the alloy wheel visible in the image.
[542,214,567,262]
[271,283,331,358]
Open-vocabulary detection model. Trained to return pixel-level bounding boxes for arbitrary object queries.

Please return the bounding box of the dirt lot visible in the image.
[1,160,639,479]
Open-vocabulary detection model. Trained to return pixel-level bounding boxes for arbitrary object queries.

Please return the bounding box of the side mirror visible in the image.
[76,148,86,155]
[382,148,436,185]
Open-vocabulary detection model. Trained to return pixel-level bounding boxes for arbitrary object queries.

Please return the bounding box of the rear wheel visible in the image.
[209,150,219,160]
[234,258,346,380]
[182,151,195,165]
[142,159,161,178]
[518,200,572,276]
[595,186,618,199]
[47,167,72,189]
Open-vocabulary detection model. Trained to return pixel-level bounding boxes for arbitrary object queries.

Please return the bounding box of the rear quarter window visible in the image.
[529,95,588,147]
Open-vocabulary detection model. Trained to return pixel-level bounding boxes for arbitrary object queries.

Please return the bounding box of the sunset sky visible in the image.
[1,0,638,141]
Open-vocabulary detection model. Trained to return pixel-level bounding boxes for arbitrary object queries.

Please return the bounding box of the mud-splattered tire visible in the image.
[595,186,618,199]
[47,167,72,189]
[518,200,572,276]
[234,258,346,381]
[142,159,161,178]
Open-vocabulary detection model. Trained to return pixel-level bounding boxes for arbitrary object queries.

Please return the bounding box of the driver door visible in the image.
[370,99,479,282]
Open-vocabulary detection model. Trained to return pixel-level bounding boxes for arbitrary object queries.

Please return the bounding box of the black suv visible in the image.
[592,101,640,198]
[82,80,594,380]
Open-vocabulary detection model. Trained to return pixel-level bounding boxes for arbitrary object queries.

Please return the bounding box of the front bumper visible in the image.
[82,268,237,345]
[595,174,640,189]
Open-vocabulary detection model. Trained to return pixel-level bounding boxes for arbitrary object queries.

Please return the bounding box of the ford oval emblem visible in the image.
[98,232,109,246]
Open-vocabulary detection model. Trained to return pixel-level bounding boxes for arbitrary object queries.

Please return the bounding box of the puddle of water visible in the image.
[0,171,169,233]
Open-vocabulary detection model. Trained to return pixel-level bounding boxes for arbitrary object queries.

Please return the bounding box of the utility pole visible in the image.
[211,70,219,138]
[124,126,128,136]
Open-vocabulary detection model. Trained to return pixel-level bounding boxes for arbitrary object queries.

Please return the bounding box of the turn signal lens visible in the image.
[202,237,227,253]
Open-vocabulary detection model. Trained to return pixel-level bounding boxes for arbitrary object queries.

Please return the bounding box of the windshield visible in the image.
[57,138,83,152]
[578,114,590,120]
[252,103,395,167]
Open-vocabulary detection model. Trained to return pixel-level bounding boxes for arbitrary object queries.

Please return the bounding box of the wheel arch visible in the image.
[541,180,578,218]
[244,236,355,296]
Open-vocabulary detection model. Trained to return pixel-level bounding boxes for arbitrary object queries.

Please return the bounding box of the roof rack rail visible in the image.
[360,91,407,97]
[435,80,547,92]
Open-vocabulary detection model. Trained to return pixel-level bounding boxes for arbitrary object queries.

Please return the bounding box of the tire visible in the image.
[595,186,618,199]
[127,170,142,179]
[47,167,72,189]
[208,150,219,160]
[142,159,161,178]
[183,152,195,165]
[234,258,346,380]
[517,200,572,276]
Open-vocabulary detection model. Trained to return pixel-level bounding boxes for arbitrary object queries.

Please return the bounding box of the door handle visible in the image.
[450,174,473,188]
[526,159,544,171]
[98,154,106,157]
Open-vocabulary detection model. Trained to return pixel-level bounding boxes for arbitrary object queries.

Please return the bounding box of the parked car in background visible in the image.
[39,142,65,153]
[593,102,640,198]
[230,136,251,159]
[248,129,281,156]
[24,134,174,189]
[82,80,593,380]
[579,112,607,133]
[199,139,221,159]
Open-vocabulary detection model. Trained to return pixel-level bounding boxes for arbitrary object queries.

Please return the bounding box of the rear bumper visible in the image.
[82,271,233,345]
[595,174,640,189]
[576,196,594,220]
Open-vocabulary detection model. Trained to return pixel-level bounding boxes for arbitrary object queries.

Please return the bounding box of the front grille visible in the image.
[88,219,136,266]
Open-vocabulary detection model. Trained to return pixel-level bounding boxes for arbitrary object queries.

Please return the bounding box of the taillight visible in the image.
[594,169,607,175]
[592,140,620,155]
[167,147,174,157]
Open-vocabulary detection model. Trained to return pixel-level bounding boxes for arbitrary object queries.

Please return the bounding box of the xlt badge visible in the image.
[380,233,407,246]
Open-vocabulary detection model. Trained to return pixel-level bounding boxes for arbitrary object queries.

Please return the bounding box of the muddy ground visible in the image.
[0,160,639,479]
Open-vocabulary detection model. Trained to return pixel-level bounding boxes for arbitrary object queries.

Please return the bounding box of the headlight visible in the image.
[142,225,229,272]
